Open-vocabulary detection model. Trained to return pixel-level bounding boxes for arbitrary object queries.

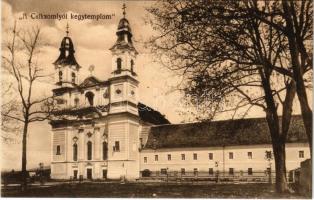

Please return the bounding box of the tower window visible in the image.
[73,143,78,161]
[85,91,94,106]
[87,141,92,160]
[130,59,134,72]
[103,141,108,160]
[56,145,61,155]
[114,141,120,152]
[71,72,76,83]
[181,154,185,160]
[58,71,63,82]
[167,154,171,161]
[117,58,122,72]
[155,155,158,161]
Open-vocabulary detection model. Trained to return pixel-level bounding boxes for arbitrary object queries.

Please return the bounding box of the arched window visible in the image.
[87,141,92,160]
[130,60,134,72]
[74,98,79,107]
[103,141,108,160]
[59,71,63,82]
[73,143,78,161]
[71,72,76,83]
[117,58,122,71]
[85,91,94,106]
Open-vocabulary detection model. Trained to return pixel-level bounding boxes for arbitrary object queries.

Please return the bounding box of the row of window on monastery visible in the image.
[143,150,305,163]
[55,142,305,162]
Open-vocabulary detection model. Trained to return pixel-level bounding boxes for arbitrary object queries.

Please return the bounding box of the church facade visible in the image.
[49,11,310,181]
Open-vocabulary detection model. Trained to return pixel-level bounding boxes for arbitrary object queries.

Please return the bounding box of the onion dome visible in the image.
[53,24,81,69]
[109,4,138,54]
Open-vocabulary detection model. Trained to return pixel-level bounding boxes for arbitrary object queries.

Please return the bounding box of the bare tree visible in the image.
[1,22,56,190]
[146,0,311,193]
[249,0,313,156]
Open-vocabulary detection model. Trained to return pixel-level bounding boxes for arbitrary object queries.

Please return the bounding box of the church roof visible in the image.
[144,115,307,149]
[53,36,81,69]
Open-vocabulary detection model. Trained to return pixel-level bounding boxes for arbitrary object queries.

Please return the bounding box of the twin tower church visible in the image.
[50,7,309,181]
[50,8,169,180]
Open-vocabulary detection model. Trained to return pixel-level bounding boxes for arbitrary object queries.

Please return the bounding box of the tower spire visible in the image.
[122,3,126,18]
[66,22,69,37]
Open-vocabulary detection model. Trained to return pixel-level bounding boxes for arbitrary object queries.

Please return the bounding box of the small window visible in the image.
[229,152,234,159]
[161,168,167,175]
[58,71,63,82]
[193,153,197,160]
[229,168,234,175]
[155,155,158,161]
[71,72,76,83]
[193,168,198,176]
[114,141,120,152]
[266,151,272,159]
[248,168,253,175]
[299,151,304,158]
[248,152,252,159]
[130,59,134,72]
[117,58,122,71]
[144,157,147,163]
[56,145,61,155]
[209,168,214,175]
[181,154,185,160]
[181,168,185,175]
[74,98,79,107]
[167,154,171,161]
[209,153,213,160]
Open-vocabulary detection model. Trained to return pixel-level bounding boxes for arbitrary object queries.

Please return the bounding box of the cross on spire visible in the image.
[66,23,69,37]
[122,3,126,18]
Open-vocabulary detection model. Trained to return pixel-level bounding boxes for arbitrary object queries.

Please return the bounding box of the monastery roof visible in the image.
[144,115,307,149]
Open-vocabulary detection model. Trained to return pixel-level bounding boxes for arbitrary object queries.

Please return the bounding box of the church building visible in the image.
[49,6,310,181]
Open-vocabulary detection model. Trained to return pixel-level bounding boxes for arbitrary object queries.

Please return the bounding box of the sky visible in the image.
[1,0,311,171]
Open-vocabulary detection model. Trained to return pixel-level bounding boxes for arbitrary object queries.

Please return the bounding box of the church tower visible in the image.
[53,24,81,88]
[106,4,140,180]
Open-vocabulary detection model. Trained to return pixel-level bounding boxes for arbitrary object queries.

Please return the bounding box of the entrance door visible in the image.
[73,170,78,180]
[103,169,107,179]
[87,168,92,180]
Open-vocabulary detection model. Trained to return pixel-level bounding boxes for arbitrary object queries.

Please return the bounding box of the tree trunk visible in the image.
[21,121,28,191]
[273,142,288,193]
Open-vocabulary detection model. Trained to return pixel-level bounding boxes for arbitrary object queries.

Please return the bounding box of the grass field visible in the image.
[1,182,310,198]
